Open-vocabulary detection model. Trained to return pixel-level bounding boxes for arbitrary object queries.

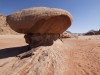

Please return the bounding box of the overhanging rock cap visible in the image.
[6,7,72,34]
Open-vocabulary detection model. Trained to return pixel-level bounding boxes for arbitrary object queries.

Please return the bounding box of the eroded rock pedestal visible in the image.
[24,33,60,47]
[17,33,60,58]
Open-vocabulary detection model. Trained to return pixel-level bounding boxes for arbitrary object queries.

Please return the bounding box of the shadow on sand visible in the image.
[0,45,30,59]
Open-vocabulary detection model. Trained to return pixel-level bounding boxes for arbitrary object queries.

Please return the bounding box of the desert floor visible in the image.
[0,35,100,75]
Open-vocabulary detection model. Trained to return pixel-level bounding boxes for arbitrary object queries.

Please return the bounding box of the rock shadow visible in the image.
[0,41,53,59]
[0,45,29,59]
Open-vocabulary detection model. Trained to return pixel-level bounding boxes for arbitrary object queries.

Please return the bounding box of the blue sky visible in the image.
[0,0,100,33]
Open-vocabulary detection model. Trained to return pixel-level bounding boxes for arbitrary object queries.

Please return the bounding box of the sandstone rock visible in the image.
[6,7,72,34]
[6,7,72,59]
[0,14,19,34]
[60,31,78,38]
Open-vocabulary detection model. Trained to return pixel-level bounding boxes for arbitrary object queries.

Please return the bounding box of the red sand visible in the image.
[0,35,100,75]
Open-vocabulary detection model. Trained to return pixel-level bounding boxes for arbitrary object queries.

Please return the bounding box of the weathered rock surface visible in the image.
[24,33,60,48]
[6,7,72,34]
[0,14,19,34]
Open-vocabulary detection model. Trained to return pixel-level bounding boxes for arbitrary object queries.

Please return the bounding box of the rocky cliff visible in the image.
[0,14,19,34]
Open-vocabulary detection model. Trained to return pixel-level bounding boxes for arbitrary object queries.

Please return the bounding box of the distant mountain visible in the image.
[88,29,95,32]
[84,29,100,35]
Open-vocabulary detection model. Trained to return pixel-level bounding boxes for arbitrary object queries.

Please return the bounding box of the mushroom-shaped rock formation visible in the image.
[6,7,72,58]
[6,7,72,75]
[6,7,72,34]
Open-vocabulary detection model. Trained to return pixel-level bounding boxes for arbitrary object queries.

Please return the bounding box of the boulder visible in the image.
[60,31,78,38]
[6,7,72,34]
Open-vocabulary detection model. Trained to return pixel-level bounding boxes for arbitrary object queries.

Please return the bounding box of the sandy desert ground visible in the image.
[0,35,100,75]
